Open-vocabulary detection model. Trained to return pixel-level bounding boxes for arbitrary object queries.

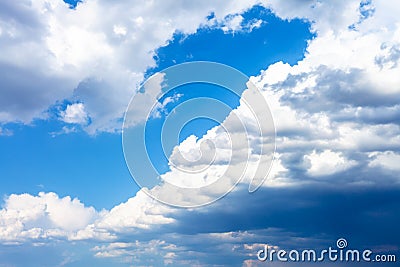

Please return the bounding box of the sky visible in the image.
[0,0,399,266]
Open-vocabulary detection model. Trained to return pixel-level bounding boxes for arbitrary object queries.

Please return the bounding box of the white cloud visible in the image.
[248,0,400,177]
[0,0,264,132]
[221,14,244,33]
[92,239,169,260]
[0,126,12,136]
[368,151,400,172]
[265,0,361,34]
[92,190,175,232]
[304,150,357,177]
[124,72,166,127]
[112,25,127,37]
[0,192,97,243]
[49,125,78,137]
[60,103,88,124]
[2,0,400,265]
[161,0,400,200]
[152,0,400,192]
[0,190,177,244]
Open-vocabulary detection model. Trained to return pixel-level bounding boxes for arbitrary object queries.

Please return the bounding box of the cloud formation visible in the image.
[0,0,264,133]
[0,192,97,244]
[1,0,400,266]
[60,103,88,124]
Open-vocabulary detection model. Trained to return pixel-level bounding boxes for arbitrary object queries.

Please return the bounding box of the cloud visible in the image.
[249,0,400,171]
[0,126,13,136]
[265,0,362,34]
[0,190,177,245]
[88,190,175,233]
[0,0,264,133]
[123,72,166,128]
[90,0,400,264]
[102,0,400,263]
[60,103,88,124]
[1,0,400,266]
[303,150,357,177]
[220,14,244,33]
[2,185,399,266]
[0,192,97,244]
[368,151,400,172]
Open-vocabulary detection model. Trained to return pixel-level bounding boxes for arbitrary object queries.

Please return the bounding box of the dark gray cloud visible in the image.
[127,183,400,266]
[279,66,400,114]
[333,105,400,125]
[0,62,73,122]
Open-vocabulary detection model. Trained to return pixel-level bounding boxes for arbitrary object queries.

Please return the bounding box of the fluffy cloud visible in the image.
[2,186,399,266]
[1,0,400,266]
[60,103,88,124]
[113,0,400,263]
[303,150,357,177]
[0,0,264,133]
[0,190,178,244]
[0,192,97,243]
[368,151,400,172]
[248,0,400,186]
[158,0,400,189]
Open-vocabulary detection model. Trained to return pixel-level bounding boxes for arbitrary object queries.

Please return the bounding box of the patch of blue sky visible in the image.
[149,5,313,77]
[63,0,81,9]
[0,4,313,209]
[144,82,240,175]
[141,6,312,176]
[0,119,138,209]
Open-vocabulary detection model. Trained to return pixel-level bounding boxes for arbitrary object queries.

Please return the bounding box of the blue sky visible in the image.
[0,3,311,209]
[0,0,399,266]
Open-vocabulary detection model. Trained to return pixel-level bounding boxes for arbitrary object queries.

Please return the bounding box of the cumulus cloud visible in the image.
[0,192,97,243]
[0,189,178,244]
[1,0,400,266]
[303,150,357,177]
[248,0,400,185]
[60,103,88,124]
[87,190,175,234]
[368,151,400,172]
[0,0,264,133]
